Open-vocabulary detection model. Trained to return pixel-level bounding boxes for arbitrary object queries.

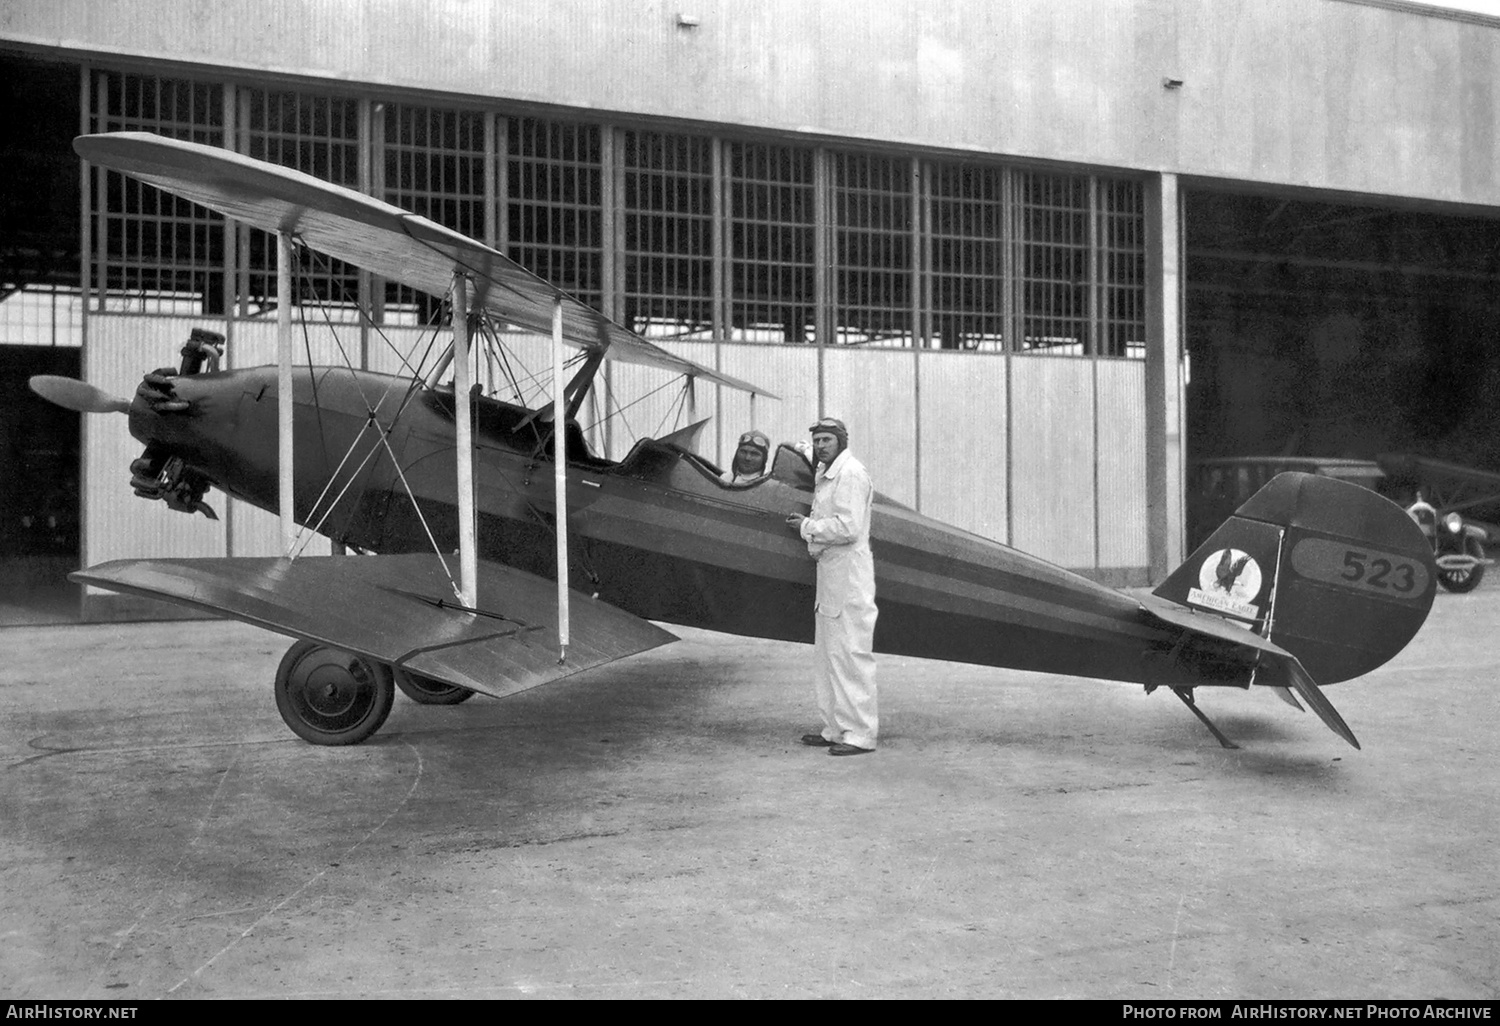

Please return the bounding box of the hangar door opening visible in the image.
[1182,187,1500,546]
[1,55,85,623]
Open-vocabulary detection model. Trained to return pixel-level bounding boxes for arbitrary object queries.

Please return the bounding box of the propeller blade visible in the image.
[28,375,131,415]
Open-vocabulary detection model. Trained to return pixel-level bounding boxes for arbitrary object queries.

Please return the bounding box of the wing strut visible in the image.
[452,274,478,609]
[277,232,296,553]
[552,295,570,661]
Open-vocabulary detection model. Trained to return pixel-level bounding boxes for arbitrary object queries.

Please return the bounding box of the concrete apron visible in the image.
[0,589,1495,999]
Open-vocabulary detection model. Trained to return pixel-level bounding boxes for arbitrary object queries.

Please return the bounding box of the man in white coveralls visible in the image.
[785,417,879,756]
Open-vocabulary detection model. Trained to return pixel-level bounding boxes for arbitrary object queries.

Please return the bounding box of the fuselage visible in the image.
[133,365,1182,684]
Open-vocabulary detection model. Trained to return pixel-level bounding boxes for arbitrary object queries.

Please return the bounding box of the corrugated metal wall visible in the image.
[1009,357,1098,569]
[83,315,1150,581]
[822,348,918,508]
[917,352,1008,546]
[1095,360,1149,575]
[11,0,1500,210]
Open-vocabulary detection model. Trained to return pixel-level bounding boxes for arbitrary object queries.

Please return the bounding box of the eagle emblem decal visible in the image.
[1188,548,1264,621]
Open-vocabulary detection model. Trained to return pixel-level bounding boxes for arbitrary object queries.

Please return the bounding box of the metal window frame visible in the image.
[1098,176,1147,358]
[721,139,818,346]
[504,116,606,313]
[239,86,364,319]
[88,69,226,316]
[81,66,1145,362]
[829,151,915,349]
[925,160,1008,352]
[619,128,716,340]
[1013,168,1092,355]
[381,102,489,325]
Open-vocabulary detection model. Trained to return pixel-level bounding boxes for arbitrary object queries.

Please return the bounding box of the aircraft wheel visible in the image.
[274,641,395,745]
[393,667,475,705]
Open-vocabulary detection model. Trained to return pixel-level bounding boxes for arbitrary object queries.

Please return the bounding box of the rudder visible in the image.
[1155,473,1436,684]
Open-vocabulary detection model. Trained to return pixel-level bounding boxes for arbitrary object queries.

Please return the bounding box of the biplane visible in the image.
[30,132,1440,752]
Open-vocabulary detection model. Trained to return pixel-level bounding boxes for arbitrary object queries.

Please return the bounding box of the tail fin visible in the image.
[1156,472,1436,685]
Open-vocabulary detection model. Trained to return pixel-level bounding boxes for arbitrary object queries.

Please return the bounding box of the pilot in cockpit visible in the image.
[721,430,772,484]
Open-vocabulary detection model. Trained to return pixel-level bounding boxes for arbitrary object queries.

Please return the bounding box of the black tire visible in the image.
[1438,537,1486,594]
[274,640,395,745]
[393,667,475,705]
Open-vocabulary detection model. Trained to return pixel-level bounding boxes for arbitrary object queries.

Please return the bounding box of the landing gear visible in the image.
[274,641,394,745]
[393,667,475,706]
[1171,687,1240,750]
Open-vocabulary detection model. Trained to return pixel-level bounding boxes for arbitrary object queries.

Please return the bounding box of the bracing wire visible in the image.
[267,242,461,597]
[266,231,713,593]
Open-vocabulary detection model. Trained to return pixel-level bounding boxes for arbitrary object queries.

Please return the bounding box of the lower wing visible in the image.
[71,554,676,699]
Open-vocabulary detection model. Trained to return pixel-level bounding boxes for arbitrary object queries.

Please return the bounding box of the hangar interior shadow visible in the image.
[1,55,83,625]
[1185,188,1500,472]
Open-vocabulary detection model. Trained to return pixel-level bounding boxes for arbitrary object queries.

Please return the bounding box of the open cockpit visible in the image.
[425,384,814,493]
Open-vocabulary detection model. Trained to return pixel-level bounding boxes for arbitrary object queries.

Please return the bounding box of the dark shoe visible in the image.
[801,734,835,747]
[829,743,873,756]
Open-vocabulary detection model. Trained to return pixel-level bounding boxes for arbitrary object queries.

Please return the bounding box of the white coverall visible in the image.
[799,449,879,749]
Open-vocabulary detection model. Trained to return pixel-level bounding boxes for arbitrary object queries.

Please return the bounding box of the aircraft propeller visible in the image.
[28,375,131,415]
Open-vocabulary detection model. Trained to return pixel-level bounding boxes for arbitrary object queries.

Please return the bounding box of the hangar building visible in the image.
[2,0,1499,621]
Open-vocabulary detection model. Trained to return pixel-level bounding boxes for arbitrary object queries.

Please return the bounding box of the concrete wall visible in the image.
[5,0,1499,208]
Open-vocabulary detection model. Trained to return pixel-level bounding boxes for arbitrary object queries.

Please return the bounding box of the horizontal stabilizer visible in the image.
[1276,657,1361,750]
[1267,686,1306,712]
[1137,592,1360,748]
[71,555,676,700]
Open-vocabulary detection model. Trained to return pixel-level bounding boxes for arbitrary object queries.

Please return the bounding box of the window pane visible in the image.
[929,163,1006,351]
[832,153,912,348]
[1099,178,1145,359]
[1015,170,1090,355]
[506,117,603,313]
[726,142,814,344]
[92,72,225,315]
[383,104,487,325]
[622,130,714,339]
[243,89,362,317]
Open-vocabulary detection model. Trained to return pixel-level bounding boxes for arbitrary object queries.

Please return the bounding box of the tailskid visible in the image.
[1171,688,1240,750]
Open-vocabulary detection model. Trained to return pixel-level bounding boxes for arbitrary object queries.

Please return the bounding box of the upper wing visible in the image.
[70,554,676,699]
[73,131,775,398]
